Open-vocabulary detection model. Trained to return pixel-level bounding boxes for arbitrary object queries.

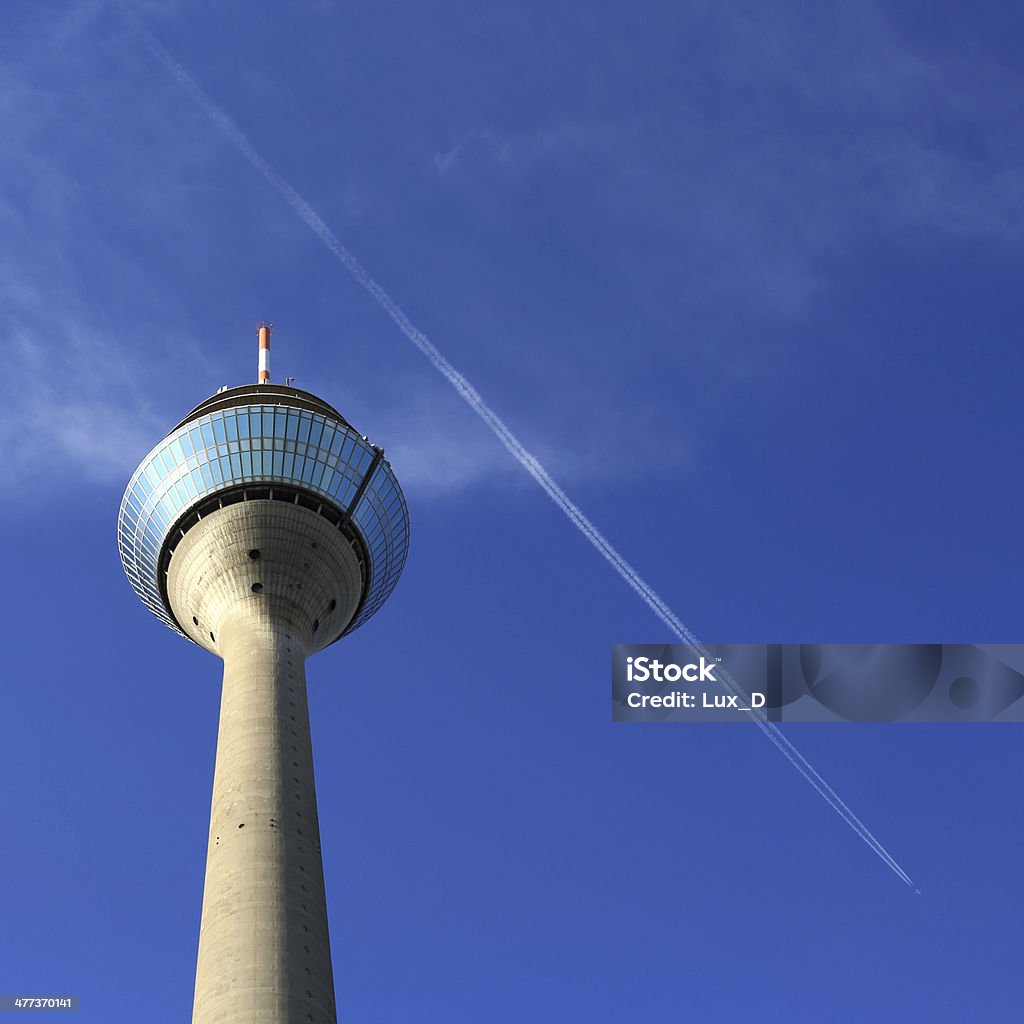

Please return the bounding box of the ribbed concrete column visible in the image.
[191,615,337,1024]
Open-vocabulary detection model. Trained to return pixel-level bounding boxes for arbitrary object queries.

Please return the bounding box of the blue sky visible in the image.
[2,2,1023,1020]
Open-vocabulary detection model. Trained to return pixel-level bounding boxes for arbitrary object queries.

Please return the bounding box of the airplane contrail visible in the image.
[128,17,916,889]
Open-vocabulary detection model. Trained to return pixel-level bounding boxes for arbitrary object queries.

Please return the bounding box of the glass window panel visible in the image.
[283,452,295,478]
[273,451,284,476]
[298,414,311,443]
[230,452,242,478]
[238,412,251,438]
[330,431,344,455]
[212,417,227,443]
[241,450,253,476]
[308,418,324,448]
[200,463,214,489]
[225,413,238,441]
[286,412,299,440]
[200,421,215,448]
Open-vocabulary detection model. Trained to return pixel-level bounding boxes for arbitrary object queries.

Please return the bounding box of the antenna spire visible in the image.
[256,320,273,383]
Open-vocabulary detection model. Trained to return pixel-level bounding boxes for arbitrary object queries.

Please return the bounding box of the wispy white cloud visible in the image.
[433,122,601,177]
[342,368,691,500]
[378,407,517,497]
[1,314,167,493]
[0,5,240,501]
[433,4,1024,327]
[714,9,1024,241]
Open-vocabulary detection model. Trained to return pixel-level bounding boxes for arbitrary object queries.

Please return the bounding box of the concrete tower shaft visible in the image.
[168,503,352,1024]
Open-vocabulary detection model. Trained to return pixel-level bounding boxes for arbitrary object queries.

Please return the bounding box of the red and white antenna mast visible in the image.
[256,320,273,383]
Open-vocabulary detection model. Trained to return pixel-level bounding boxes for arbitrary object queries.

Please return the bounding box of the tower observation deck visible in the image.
[117,331,409,1024]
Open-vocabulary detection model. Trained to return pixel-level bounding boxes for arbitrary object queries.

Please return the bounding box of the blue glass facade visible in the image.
[118,401,409,639]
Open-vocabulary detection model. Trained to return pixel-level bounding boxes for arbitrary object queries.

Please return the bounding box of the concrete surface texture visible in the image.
[167,500,365,1024]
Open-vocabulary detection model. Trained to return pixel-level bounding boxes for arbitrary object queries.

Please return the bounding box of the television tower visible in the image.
[117,324,409,1024]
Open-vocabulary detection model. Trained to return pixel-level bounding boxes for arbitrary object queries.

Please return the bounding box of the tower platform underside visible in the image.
[168,499,365,656]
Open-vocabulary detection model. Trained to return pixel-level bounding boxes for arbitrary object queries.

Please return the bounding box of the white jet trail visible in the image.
[132,21,916,889]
